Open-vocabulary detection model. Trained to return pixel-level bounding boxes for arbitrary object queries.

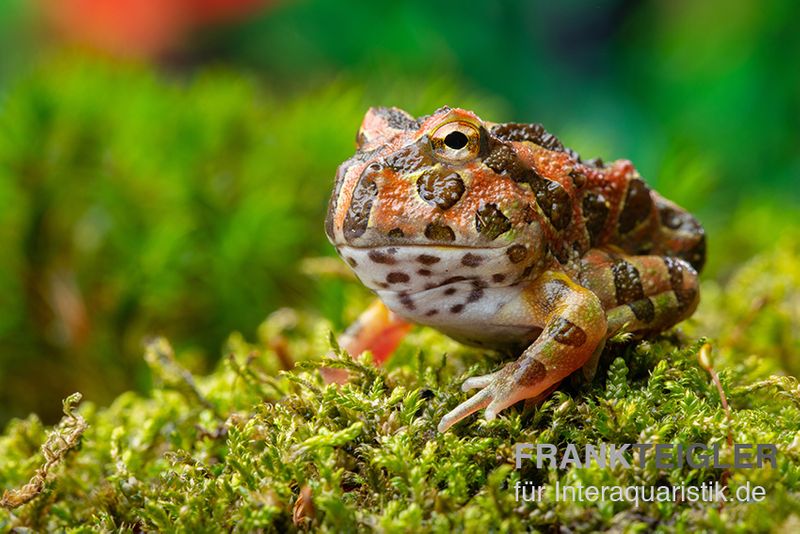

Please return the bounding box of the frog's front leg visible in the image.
[437,272,607,432]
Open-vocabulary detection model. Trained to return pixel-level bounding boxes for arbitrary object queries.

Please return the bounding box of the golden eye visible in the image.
[430,121,481,162]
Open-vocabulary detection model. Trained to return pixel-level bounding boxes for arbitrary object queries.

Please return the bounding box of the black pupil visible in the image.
[444,131,469,150]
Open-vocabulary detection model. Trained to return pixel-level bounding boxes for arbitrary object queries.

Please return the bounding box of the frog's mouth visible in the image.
[336,243,535,294]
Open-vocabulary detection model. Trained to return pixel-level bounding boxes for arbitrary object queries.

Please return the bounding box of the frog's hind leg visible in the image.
[321,299,412,384]
[580,249,700,341]
[573,250,699,383]
[651,193,706,272]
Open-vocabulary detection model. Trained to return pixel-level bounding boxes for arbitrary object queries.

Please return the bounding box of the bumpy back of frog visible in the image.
[478,118,706,272]
[490,123,706,271]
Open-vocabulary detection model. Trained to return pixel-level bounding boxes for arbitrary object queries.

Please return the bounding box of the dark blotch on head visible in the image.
[611,260,645,304]
[549,318,588,347]
[417,170,465,210]
[582,192,610,247]
[368,250,395,265]
[569,169,587,189]
[485,141,557,217]
[384,139,433,174]
[346,257,358,268]
[417,268,432,276]
[618,178,654,234]
[629,298,656,322]
[450,304,464,314]
[492,273,506,283]
[417,254,441,265]
[425,309,439,317]
[533,179,572,231]
[387,227,404,238]
[386,272,410,284]
[490,123,565,152]
[483,143,529,182]
[518,359,548,386]
[424,222,456,242]
[506,244,527,264]
[343,168,379,241]
[444,287,457,296]
[475,203,511,240]
[461,253,483,267]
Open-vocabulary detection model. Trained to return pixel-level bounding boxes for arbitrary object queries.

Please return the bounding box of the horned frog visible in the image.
[325,106,705,432]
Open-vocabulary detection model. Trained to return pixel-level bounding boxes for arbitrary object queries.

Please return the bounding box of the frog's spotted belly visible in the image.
[377,282,535,348]
[337,244,537,295]
[339,244,540,347]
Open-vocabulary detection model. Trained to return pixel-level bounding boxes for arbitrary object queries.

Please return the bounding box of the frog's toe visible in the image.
[485,394,519,422]
[437,388,493,433]
[461,371,500,391]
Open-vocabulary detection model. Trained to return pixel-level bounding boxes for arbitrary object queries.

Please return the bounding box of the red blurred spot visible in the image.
[41,0,272,59]
[368,321,413,364]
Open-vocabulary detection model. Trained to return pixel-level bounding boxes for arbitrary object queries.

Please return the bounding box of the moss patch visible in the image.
[1,244,799,532]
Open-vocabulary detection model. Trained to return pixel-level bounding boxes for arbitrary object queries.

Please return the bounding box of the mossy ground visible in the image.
[0,242,798,532]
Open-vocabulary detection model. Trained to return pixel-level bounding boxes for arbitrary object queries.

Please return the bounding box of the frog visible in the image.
[324,106,705,433]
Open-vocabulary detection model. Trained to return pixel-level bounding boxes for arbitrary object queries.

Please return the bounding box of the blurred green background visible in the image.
[0,0,797,424]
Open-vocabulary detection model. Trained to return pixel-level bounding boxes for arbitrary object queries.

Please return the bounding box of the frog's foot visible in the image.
[437,357,559,433]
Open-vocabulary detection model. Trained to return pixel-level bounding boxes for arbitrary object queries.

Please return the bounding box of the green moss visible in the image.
[0,243,798,531]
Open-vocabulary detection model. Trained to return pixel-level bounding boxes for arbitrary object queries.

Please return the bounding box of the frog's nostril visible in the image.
[444,131,469,150]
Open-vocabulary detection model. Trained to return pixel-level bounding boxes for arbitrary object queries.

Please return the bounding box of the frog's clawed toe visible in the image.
[437,387,492,433]
[461,371,499,391]
[437,370,520,433]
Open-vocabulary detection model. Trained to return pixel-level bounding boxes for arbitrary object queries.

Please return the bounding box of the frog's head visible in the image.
[326,106,547,294]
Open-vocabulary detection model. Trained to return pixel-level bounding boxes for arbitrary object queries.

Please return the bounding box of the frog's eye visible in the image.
[430,121,481,162]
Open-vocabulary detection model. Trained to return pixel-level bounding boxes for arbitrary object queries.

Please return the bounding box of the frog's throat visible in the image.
[337,244,543,296]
